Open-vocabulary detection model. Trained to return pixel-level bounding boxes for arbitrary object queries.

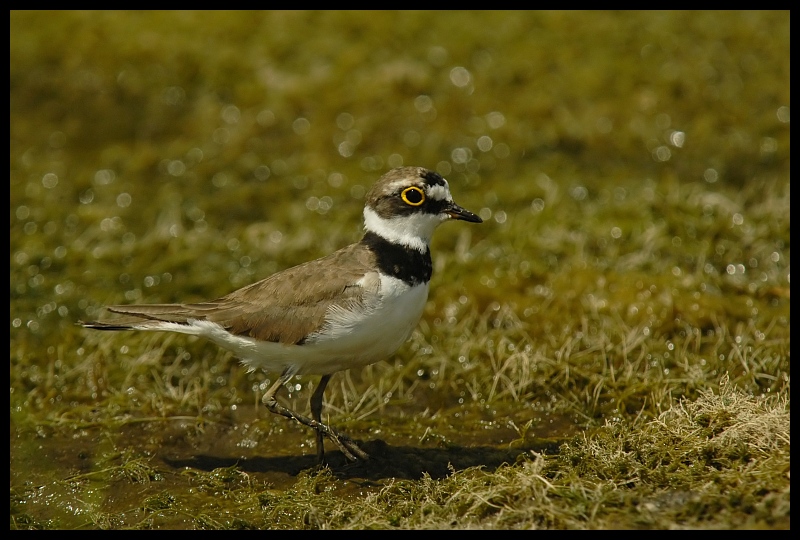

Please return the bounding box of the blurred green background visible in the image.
[10,9,790,349]
[10,10,789,529]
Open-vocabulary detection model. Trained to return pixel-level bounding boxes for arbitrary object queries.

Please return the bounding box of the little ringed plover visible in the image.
[80,166,482,462]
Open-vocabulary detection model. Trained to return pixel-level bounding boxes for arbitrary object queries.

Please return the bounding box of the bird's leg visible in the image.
[310,374,330,463]
[262,370,368,462]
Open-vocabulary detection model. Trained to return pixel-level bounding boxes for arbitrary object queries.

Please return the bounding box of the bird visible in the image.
[80,166,483,463]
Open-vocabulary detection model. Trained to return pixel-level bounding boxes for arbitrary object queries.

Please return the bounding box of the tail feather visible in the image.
[78,303,210,331]
[108,303,196,322]
[78,320,142,331]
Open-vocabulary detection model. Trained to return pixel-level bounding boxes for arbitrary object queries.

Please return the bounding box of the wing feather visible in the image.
[92,243,377,345]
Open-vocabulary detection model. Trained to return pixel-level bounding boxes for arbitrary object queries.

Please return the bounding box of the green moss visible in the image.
[11,10,789,530]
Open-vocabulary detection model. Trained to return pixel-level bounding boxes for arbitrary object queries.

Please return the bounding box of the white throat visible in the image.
[363,206,445,252]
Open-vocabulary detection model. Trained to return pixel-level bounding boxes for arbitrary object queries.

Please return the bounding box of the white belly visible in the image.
[194,275,429,376]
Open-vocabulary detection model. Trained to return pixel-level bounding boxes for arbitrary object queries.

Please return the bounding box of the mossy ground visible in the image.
[11,11,789,529]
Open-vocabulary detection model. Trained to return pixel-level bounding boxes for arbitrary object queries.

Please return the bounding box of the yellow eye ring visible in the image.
[401,186,425,206]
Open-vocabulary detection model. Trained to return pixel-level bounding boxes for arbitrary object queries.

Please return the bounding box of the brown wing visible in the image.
[99,242,378,345]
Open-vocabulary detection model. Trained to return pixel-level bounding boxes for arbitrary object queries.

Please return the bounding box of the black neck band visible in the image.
[361,232,432,286]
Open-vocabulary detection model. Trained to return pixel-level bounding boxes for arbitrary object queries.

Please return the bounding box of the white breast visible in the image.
[295,274,429,374]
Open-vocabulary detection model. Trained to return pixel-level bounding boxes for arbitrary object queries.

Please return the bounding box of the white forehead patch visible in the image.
[426,181,452,202]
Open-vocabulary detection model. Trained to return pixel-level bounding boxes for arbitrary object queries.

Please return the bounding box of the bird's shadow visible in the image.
[162,438,562,481]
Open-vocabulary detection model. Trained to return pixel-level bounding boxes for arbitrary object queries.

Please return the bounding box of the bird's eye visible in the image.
[401,186,425,206]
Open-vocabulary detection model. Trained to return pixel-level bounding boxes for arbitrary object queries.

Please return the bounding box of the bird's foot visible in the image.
[263,397,369,461]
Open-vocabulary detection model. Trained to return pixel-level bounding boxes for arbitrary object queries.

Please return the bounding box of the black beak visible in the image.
[446,203,483,223]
